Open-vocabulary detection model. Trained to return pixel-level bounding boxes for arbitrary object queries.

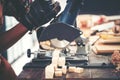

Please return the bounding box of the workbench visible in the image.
[18,47,120,80]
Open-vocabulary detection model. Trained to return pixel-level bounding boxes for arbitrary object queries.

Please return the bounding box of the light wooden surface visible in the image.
[92,36,120,54]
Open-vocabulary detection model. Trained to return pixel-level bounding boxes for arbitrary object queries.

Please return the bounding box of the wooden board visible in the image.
[18,49,120,80]
[92,39,120,54]
[98,31,120,43]
[18,68,119,80]
[99,36,120,43]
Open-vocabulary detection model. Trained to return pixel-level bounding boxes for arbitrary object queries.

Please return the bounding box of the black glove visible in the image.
[3,0,27,20]
[3,0,61,31]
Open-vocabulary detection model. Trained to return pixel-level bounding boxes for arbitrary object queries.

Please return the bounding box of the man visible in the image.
[0,0,60,80]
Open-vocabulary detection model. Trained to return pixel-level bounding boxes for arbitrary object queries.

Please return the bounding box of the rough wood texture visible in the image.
[92,38,120,54]
[18,52,120,80]
[18,34,120,80]
[18,69,44,80]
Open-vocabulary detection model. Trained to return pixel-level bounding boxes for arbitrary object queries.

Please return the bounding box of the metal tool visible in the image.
[50,38,70,49]
[39,23,80,42]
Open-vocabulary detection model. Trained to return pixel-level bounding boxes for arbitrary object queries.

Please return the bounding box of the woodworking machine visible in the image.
[23,0,120,69]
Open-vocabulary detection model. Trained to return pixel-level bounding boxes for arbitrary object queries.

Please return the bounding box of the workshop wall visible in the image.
[5,16,37,64]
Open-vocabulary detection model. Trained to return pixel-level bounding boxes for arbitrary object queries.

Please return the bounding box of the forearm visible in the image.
[0,55,17,80]
[0,23,28,52]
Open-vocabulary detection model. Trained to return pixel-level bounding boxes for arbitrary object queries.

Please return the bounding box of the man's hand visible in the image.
[4,0,61,31]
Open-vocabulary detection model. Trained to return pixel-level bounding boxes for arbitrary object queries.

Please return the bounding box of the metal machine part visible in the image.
[39,22,81,43]
[50,38,70,49]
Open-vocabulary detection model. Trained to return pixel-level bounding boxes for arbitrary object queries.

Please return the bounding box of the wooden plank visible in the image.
[93,43,120,54]
[18,44,120,80]
[92,37,120,54]
[99,37,120,44]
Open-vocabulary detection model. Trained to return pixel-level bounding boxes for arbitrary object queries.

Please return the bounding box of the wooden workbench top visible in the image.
[18,30,120,80]
[18,52,120,80]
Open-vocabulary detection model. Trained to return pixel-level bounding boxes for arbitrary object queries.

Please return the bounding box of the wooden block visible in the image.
[68,66,76,72]
[62,66,67,74]
[75,67,84,73]
[54,65,58,71]
[51,49,61,65]
[52,49,60,58]
[57,57,66,66]
[51,57,58,66]
[54,69,62,77]
[45,65,54,79]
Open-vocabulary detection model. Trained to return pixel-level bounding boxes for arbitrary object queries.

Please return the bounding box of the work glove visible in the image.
[3,0,61,31]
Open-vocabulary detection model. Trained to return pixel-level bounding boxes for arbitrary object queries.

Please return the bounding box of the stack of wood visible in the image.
[45,49,84,79]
